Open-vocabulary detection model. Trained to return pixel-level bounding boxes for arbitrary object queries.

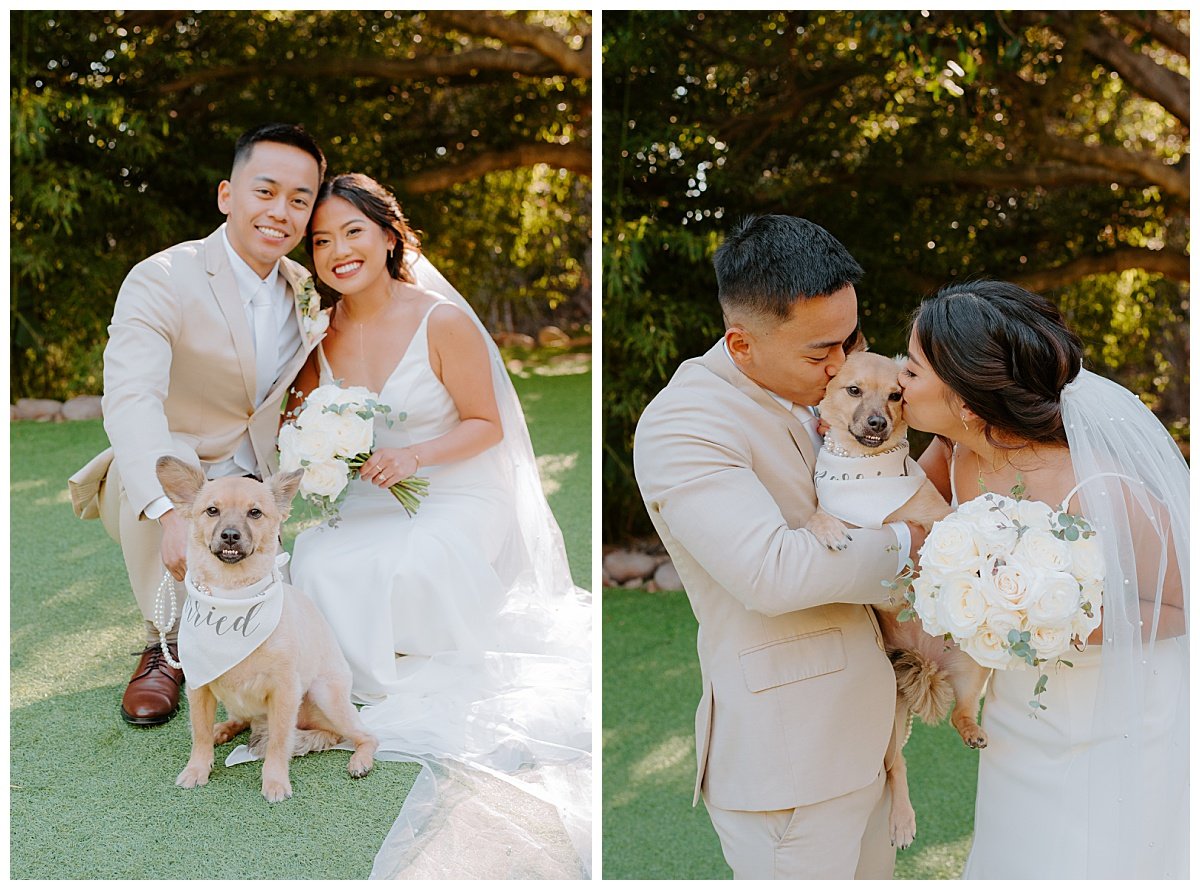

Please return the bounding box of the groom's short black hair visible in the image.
[715,215,863,323]
[232,123,327,181]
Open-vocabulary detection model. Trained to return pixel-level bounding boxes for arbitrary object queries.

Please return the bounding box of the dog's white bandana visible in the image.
[179,553,289,688]
[814,441,928,529]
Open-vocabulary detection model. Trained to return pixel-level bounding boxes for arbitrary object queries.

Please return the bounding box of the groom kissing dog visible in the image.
[805,350,989,849]
[635,215,928,879]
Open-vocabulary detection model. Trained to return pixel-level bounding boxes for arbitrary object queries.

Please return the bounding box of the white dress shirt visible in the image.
[145,227,301,520]
[721,339,910,572]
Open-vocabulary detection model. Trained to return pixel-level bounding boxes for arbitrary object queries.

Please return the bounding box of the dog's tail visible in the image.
[890,648,955,725]
[247,726,342,757]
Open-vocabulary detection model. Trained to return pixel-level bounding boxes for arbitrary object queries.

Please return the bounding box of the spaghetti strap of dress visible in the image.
[315,343,335,384]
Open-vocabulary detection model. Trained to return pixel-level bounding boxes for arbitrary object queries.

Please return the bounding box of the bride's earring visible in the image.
[961,414,970,431]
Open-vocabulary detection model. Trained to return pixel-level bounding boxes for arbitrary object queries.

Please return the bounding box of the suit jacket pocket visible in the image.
[739,628,846,693]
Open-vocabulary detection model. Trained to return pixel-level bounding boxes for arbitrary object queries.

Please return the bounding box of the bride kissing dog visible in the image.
[156,457,377,802]
[805,351,990,849]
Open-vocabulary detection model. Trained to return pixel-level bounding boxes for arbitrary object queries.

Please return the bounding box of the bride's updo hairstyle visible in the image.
[305,172,422,284]
[911,280,1083,447]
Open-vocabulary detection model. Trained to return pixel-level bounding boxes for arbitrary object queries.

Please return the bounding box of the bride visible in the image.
[261,173,590,878]
[898,280,1188,879]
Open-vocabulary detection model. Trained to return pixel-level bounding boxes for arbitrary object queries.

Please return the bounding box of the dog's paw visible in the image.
[957,723,988,749]
[963,728,988,749]
[890,809,917,851]
[261,777,293,803]
[213,719,249,746]
[348,750,375,778]
[176,762,212,789]
[806,511,852,551]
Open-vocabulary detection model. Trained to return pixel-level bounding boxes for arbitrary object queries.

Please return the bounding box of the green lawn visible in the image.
[10,363,590,880]
[602,587,979,880]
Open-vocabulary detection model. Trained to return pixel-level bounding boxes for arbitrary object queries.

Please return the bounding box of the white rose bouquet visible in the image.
[902,485,1104,711]
[278,383,429,523]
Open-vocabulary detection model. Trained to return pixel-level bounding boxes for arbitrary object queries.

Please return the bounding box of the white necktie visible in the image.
[793,405,824,449]
[251,286,275,405]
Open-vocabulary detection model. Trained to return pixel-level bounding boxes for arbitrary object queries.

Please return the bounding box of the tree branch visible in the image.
[399,143,590,194]
[1041,134,1188,198]
[1072,16,1190,124]
[716,65,871,145]
[1106,11,1190,59]
[1011,247,1190,291]
[426,11,590,78]
[154,49,561,94]
[870,162,1161,192]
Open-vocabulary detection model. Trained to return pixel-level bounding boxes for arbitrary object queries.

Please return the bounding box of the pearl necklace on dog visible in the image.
[814,437,928,529]
[821,435,910,459]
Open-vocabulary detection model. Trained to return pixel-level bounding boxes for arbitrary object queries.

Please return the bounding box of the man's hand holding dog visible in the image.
[158,509,189,581]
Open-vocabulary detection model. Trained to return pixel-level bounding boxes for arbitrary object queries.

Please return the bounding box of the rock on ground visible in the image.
[653,560,683,591]
[603,549,659,584]
[14,399,64,421]
[62,395,103,420]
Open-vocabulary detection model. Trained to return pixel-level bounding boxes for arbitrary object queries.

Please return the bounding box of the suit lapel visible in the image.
[204,227,257,405]
[697,341,818,472]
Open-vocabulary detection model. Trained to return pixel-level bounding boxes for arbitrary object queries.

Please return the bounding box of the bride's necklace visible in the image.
[338,298,393,374]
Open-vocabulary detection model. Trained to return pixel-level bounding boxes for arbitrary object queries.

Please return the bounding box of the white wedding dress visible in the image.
[293,302,514,699]
[949,399,1189,880]
[231,262,592,879]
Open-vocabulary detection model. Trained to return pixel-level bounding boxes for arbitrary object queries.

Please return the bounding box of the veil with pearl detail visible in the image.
[1057,367,1188,877]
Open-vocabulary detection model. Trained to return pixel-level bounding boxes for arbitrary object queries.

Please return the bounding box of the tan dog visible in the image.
[805,351,989,850]
[156,456,378,802]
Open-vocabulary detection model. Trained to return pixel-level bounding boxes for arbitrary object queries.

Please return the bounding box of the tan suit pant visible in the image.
[704,768,894,879]
[97,445,201,645]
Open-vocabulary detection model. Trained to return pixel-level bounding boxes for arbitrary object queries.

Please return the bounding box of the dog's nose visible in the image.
[220,527,241,545]
[865,413,888,433]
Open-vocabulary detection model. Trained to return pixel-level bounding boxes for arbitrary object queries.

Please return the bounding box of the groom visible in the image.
[634,215,927,879]
[68,123,327,726]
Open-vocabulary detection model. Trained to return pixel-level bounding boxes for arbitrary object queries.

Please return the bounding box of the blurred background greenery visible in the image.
[602,10,1189,544]
[11,10,591,402]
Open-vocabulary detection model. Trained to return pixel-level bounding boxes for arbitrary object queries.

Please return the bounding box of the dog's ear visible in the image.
[155,456,206,512]
[267,469,305,517]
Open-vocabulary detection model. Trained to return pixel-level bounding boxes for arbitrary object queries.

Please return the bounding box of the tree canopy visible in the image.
[603,10,1189,541]
[11,10,591,400]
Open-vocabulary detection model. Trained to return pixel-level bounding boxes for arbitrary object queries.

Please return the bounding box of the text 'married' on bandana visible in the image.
[179,554,289,687]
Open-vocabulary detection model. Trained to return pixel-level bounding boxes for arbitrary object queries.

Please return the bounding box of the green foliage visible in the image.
[602,11,1189,542]
[11,10,591,400]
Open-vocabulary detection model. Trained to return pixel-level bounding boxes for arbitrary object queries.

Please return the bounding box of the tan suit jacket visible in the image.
[633,341,898,813]
[69,226,323,519]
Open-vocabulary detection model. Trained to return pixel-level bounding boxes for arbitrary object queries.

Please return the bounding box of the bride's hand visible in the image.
[359,447,420,488]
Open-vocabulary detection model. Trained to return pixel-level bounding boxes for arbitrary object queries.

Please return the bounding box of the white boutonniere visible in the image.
[296,276,331,341]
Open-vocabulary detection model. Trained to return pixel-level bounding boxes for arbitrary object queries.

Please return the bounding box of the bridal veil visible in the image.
[1060,368,1188,878]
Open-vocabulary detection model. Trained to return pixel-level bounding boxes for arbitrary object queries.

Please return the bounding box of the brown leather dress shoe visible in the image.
[120,643,185,726]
